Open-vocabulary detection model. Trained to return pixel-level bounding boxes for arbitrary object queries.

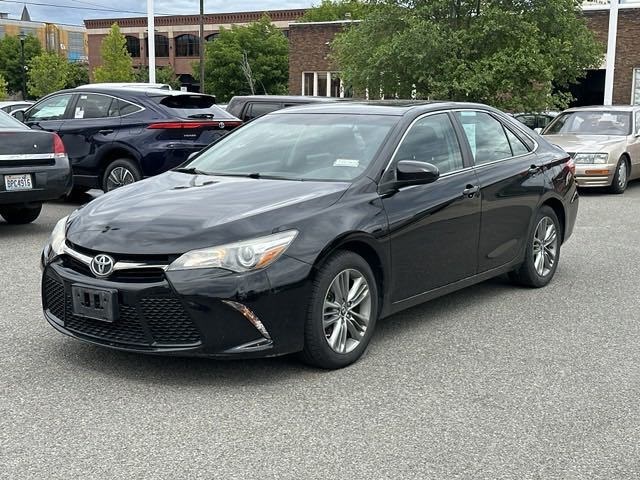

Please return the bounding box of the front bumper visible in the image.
[574,164,615,188]
[42,253,313,358]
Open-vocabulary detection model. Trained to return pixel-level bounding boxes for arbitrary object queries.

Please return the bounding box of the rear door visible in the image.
[55,93,121,178]
[23,93,74,134]
[453,110,544,273]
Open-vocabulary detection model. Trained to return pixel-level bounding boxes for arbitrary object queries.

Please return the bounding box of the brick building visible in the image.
[85,9,306,90]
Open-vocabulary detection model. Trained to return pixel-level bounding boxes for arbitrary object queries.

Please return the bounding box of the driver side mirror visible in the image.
[396,160,439,187]
[12,109,26,123]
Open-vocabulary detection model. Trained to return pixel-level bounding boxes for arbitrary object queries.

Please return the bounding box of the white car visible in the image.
[0,100,34,114]
[75,83,172,91]
[543,105,640,193]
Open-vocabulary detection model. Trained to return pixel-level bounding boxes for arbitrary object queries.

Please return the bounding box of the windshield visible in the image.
[545,111,632,136]
[186,113,399,181]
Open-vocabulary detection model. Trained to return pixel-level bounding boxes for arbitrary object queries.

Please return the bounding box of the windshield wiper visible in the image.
[173,167,210,175]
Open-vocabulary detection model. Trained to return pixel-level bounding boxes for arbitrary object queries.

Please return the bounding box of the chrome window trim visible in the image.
[69,92,145,119]
[62,244,168,273]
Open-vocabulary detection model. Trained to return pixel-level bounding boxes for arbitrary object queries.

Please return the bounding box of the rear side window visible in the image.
[116,99,143,116]
[504,128,530,156]
[245,102,281,120]
[455,111,513,165]
[154,94,219,118]
[73,94,116,119]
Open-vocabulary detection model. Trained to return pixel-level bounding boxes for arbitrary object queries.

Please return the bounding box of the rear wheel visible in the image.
[102,158,141,193]
[300,251,378,369]
[0,204,42,224]
[608,157,628,194]
[509,206,560,288]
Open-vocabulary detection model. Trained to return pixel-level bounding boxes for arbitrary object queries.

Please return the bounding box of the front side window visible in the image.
[246,103,281,120]
[73,94,116,119]
[544,111,631,136]
[395,113,464,175]
[28,94,73,121]
[187,113,399,182]
[455,111,513,165]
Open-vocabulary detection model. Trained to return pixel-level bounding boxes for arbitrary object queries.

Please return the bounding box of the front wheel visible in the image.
[608,157,628,194]
[300,251,379,369]
[0,204,42,224]
[102,158,142,193]
[509,206,561,288]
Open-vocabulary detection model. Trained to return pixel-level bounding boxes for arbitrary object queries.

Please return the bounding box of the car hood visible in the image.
[66,171,350,255]
[543,134,626,153]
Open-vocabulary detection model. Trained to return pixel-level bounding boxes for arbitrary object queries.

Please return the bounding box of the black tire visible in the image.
[300,251,379,369]
[65,186,91,201]
[608,156,628,194]
[0,204,42,224]
[509,205,561,288]
[102,158,142,193]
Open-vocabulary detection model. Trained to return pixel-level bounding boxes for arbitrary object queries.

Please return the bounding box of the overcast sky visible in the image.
[0,1,315,27]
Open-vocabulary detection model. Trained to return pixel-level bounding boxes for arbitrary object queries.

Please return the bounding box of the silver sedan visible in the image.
[543,105,640,193]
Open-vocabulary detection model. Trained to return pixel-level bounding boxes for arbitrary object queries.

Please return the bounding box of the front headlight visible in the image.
[167,230,298,273]
[574,153,608,164]
[43,215,68,263]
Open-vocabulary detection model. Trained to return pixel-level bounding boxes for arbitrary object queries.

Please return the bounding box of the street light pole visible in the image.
[199,0,205,93]
[603,0,619,106]
[18,32,26,100]
[147,0,156,84]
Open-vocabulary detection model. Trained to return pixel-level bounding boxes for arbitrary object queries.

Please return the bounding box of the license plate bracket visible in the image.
[71,284,119,323]
[4,173,33,191]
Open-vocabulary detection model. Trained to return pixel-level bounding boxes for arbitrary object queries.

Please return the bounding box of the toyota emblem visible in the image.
[90,254,115,277]
[218,122,225,129]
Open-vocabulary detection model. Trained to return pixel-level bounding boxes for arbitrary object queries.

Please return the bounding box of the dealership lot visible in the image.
[2,185,640,478]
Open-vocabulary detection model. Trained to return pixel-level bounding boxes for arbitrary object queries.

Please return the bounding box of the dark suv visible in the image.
[15,87,241,192]
[226,95,341,122]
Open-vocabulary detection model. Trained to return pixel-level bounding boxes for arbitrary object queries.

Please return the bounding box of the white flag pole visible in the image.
[147,0,156,84]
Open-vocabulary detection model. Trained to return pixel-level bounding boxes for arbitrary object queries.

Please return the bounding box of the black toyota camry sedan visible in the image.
[41,102,578,369]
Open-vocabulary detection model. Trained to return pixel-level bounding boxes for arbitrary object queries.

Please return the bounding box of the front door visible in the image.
[23,93,75,134]
[381,112,481,302]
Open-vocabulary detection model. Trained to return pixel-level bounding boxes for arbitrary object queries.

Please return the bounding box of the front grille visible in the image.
[43,274,201,348]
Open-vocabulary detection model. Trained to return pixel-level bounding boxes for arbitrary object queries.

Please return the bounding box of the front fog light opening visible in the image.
[222,300,272,342]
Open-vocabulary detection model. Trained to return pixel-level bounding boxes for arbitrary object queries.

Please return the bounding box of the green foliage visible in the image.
[135,64,182,89]
[332,0,604,111]
[0,74,7,100]
[27,52,70,98]
[201,15,289,102]
[65,62,90,89]
[93,24,135,82]
[300,0,371,21]
[0,35,42,96]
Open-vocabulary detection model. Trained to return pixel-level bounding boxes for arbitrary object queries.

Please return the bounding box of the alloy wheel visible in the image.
[532,216,558,277]
[617,161,627,190]
[322,268,371,354]
[106,166,136,191]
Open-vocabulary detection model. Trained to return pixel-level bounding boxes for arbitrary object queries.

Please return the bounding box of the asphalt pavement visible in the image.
[1,184,640,479]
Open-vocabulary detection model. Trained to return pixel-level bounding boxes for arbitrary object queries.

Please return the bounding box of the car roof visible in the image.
[563,105,640,113]
[229,95,341,103]
[53,87,215,99]
[76,83,172,90]
[0,100,33,106]
[271,100,500,116]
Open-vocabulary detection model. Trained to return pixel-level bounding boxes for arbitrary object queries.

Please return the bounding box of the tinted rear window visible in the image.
[153,94,234,119]
[0,111,27,129]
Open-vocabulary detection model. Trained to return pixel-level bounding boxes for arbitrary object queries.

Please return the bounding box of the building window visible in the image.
[301,72,350,98]
[125,35,140,57]
[146,34,169,58]
[20,27,36,37]
[205,33,219,42]
[175,34,199,57]
[66,31,86,62]
[633,68,640,105]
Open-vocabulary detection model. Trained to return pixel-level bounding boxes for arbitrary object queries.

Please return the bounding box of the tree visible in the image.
[27,52,69,98]
[0,35,42,95]
[65,62,90,88]
[0,74,7,100]
[200,15,288,102]
[332,0,604,111]
[300,0,371,22]
[135,65,182,89]
[93,23,135,83]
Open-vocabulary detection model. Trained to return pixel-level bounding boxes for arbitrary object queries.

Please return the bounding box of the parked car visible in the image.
[0,110,71,224]
[41,101,578,368]
[0,100,34,114]
[14,86,240,193]
[513,112,558,132]
[226,95,341,121]
[542,105,640,193]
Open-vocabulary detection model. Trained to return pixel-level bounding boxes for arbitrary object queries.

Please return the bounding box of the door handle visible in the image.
[462,185,479,198]
[528,165,541,174]
[99,129,114,135]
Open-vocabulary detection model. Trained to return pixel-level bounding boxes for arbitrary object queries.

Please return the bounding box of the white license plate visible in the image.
[4,174,33,191]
